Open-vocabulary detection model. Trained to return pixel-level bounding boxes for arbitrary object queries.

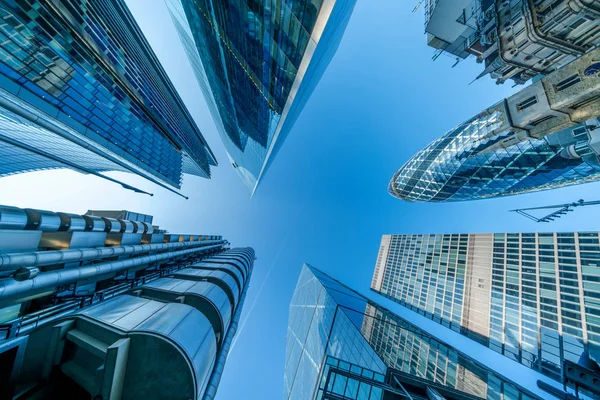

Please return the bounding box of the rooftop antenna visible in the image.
[413,0,424,12]
[510,199,600,223]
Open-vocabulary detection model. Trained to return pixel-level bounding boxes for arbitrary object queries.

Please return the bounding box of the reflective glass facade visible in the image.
[389,112,600,202]
[360,303,536,400]
[389,43,600,204]
[316,356,386,400]
[372,233,600,389]
[0,0,215,190]
[167,0,356,192]
[284,265,386,400]
[0,90,129,177]
[403,1,600,203]
[285,265,537,400]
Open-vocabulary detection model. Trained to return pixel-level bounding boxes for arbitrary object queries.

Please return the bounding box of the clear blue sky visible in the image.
[1,1,599,398]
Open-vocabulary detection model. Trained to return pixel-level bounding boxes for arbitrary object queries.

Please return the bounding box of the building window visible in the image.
[517,96,538,111]
[456,9,467,25]
[555,74,581,92]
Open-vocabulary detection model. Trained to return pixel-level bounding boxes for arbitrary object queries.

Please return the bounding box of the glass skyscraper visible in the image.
[166,0,357,193]
[390,4,600,202]
[284,264,540,400]
[372,233,600,394]
[0,204,253,400]
[0,0,216,196]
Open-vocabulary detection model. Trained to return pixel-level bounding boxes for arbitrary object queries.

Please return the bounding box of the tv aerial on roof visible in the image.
[413,0,424,12]
[510,199,600,223]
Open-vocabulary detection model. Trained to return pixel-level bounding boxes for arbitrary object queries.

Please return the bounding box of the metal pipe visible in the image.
[24,209,61,232]
[82,215,106,232]
[16,306,82,336]
[57,213,87,232]
[568,0,600,19]
[138,221,151,234]
[18,300,80,320]
[102,217,123,233]
[19,303,80,327]
[203,269,252,400]
[0,240,226,271]
[523,0,586,55]
[0,244,224,305]
[0,206,28,230]
[510,199,599,212]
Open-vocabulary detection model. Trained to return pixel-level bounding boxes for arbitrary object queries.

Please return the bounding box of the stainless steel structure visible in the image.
[0,204,254,400]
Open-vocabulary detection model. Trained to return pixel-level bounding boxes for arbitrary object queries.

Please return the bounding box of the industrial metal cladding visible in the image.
[284,265,538,400]
[372,233,600,390]
[0,0,216,195]
[166,0,357,193]
[0,205,254,400]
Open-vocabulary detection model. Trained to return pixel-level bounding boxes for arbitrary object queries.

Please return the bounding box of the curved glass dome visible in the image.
[389,108,600,202]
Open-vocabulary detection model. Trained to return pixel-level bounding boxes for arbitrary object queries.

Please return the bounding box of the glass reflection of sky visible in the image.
[168,0,357,192]
[284,265,538,400]
[390,108,600,202]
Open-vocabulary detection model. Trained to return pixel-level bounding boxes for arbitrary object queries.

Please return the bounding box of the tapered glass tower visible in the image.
[166,0,357,193]
[0,0,216,197]
[0,204,253,400]
[372,233,600,396]
[389,47,600,202]
[284,264,540,400]
[391,0,600,202]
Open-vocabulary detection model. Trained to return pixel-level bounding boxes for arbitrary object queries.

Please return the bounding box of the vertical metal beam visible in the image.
[501,233,508,355]
[42,320,74,379]
[0,335,28,399]
[574,233,588,345]
[535,233,542,372]
[101,338,131,400]
[553,233,565,368]
[202,268,253,400]
[518,233,523,364]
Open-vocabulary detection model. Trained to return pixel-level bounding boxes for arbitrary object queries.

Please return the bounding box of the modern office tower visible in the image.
[0,205,254,400]
[372,233,600,397]
[389,47,600,202]
[284,264,541,400]
[423,0,600,85]
[390,1,600,202]
[166,0,357,194]
[0,1,216,197]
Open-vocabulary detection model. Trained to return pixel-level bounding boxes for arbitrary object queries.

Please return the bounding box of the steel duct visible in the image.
[0,244,224,305]
[0,240,226,271]
[203,250,254,400]
[203,271,251,400]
